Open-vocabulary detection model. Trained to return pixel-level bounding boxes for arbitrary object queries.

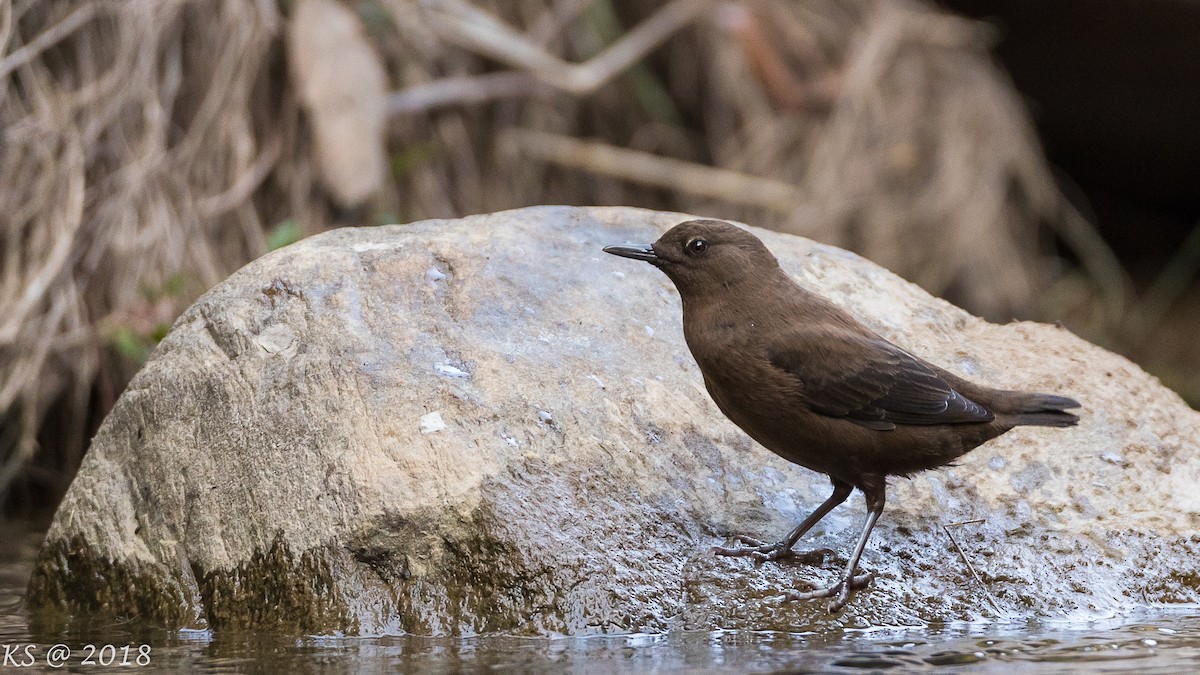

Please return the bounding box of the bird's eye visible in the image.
[686,238,709,256]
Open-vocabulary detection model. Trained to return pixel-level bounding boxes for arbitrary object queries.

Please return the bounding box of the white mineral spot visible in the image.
[434,362,470,378]
[426,266,447,282]
[419,411,446,434]
[351,241,396,252]
[612,271,625,278]
[537,410,553,423]
[988,456,1006,470]
[1100,451,1127,466]
[588,374,605,389]
[643,325,654,336]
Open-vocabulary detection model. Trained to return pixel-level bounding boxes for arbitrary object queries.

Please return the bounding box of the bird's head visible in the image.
[604,219,781,296]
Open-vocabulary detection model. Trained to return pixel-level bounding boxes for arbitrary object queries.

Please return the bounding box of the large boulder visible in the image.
[27,206,1200,635]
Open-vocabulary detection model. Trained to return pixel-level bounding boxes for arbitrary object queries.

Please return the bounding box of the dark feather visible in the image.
[769,334,994,430]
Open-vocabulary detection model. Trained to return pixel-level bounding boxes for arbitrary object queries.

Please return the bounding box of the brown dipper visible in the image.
[604,219,1080,612]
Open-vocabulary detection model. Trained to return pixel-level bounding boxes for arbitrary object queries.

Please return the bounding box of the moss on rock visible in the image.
[196,536,353,633]
[27,535,200,628]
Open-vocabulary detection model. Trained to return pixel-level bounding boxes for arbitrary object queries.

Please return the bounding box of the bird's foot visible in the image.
[713,535,833,565]
[783,571,874,613]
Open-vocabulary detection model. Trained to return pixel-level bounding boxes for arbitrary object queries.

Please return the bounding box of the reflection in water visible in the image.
[4,519,1199,673]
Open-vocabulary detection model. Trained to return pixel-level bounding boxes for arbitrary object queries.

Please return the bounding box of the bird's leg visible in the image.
[714,479,852,563]
[784,477,885,612]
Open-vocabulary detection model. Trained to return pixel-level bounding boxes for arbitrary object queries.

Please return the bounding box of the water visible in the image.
[5,519,1200,673]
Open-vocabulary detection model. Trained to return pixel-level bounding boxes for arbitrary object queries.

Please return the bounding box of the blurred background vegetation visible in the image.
[1,0,1197,513]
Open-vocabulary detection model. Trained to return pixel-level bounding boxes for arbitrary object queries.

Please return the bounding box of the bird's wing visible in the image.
[767,330,994,431]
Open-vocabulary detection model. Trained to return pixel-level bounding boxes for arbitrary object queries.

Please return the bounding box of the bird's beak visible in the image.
[603,243,659,264]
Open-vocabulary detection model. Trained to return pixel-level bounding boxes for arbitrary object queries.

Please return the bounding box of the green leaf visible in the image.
[149,322,172,343]
[111,326,151,364]
[161,272,188,298]
[268,219,303,251]
[391,142,435,177]
[358,0,394,32]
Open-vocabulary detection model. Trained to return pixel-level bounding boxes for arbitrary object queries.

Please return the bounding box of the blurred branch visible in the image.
[196,137,282,219]
[504,128,797,211]
[0,135,85,347]
[0,2,100,81]
[388,72,554,114]
[577,0,682,125]
[411,0,713,95]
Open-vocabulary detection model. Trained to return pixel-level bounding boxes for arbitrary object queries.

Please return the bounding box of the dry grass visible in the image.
[0,0,1144,503]
[0,0,319,501]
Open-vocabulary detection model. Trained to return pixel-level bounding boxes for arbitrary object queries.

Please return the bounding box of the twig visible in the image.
[0,3,100,81]
[0,135,85,347]
[942,518,1006,618]
[196,137,282,219]
[504,128,797,212]
[414,0,713,95]
[388,72,554,115]
[0,2,14,69]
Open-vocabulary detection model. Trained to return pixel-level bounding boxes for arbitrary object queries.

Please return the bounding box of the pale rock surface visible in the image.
[28,206,1200,635]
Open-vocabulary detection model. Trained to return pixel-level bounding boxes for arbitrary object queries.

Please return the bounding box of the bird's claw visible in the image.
[713,535,786,562]
[727,533,770,548]
[713,536,833,565]
[782,571,874,613]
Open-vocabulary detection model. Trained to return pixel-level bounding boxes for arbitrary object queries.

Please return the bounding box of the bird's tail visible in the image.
[1007,393,1081,427]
